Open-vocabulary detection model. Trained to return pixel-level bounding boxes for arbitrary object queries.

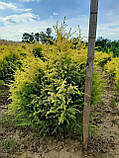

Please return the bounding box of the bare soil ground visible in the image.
[0,85,119,158]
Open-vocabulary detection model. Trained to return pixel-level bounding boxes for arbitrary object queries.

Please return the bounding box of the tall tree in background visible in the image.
[34,33,40,42]
[83,0,98,150]
[46,28,52,37]
[22,32,34,43]
[22,28,53,44]
[39,28,53,44]
[95,37,119,57]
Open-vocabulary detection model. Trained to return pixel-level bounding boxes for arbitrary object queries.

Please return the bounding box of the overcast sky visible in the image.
[0,0,119,41]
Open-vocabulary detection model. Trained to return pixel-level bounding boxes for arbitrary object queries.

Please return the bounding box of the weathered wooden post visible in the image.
[83,0,98,150]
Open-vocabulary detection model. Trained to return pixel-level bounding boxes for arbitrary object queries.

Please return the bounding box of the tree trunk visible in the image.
[83,0,98,151]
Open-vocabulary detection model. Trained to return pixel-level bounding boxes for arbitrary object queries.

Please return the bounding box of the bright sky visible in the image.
[0,0,119,41]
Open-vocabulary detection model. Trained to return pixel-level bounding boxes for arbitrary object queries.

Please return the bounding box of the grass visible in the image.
[110,97,116,108]
[1,137,18,154]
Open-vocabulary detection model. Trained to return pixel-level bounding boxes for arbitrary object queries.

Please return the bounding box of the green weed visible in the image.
[2,137,18,154]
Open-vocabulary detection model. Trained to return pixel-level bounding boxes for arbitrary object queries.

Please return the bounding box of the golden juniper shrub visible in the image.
[8,42,105,136]
[104,58,119,77]
[115,69,119,94]
[95,51,112,67]
[0,43,44,83]
[104,57,119,93]
[91,64,105,104]
[8,19,105,135]
[0,44,27,83]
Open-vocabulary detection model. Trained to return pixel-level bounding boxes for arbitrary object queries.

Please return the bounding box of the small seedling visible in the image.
[110,98,116,108]
[2,137,18,154]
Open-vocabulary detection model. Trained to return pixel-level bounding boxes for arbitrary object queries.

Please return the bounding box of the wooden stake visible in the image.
[83,0,98,151]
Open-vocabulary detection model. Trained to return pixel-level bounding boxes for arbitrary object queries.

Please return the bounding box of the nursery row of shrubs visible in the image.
[0,23,119,136]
